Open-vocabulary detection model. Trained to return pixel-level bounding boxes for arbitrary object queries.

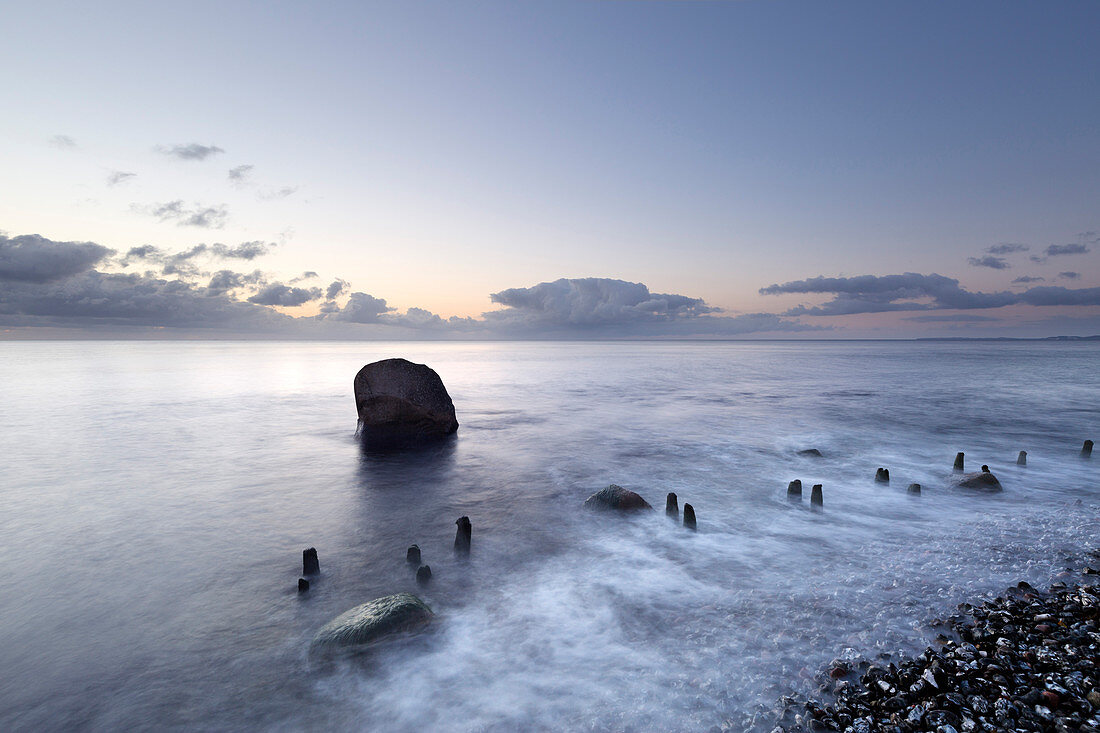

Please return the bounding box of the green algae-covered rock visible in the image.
[312,593,433,648]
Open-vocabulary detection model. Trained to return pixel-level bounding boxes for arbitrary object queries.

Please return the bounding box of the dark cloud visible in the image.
[478,278,818,337]
[157,143,225,161]
[985,243,1029,255]
[1046,243,1090,257]
[0,233,113,283]
[141,201,229,229]
[327,292,392,322]
[1059,271,1081,280]
[761,272,1100,315]
[487,278,719,328]
[1029,255,1047,264]
[228,165,254,184]
[106,171,136,186]
[967,256,1009,270]
[325,278,349,300]
[1012,275,1044,284]
[210,241,269,260]
[205,269,265,296]
[903,314,1001,323]
[247,283,323,307]
[0,270,291,331]
[49,135,77,149]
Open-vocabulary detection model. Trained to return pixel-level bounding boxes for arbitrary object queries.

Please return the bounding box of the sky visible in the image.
[1,0,1099,339]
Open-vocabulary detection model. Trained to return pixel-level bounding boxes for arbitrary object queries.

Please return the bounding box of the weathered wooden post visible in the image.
[303,547,320,576]
[953,452,965,472]
[1082,440,1093,459]
[665,492,679,519]
[787,479,803,502]
[875,468,890,484]
[683,503,697,530]
[810,484,823,507]
[454,516,472,555]
[1016,451,1027,466]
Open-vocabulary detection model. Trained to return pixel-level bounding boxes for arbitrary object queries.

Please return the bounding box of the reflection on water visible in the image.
[0,340,1096,731]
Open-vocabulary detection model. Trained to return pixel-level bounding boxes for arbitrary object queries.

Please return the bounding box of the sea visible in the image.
[0,340,1096,732]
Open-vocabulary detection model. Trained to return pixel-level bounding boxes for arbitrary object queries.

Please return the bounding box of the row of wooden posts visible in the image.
[293,441,1092,588]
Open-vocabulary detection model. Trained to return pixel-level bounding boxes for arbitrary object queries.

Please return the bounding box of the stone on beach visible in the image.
[583,485,653,512]
[311,593,433,649]
[353,358,458,445]
[955,471,1002,491]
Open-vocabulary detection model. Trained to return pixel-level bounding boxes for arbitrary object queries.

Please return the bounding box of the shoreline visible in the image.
[770,553,1100,733]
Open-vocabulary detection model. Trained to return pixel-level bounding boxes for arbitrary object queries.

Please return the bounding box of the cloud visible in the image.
[0,270,292,331]
[985,243,1029,255]
[903,314,1001,323]
[1059,271,1081,280]
[325,278,349,300]
[967,255,1009,270]
[211,241,269,260]
[1046,243,1090,257]
[205,269,265,296]
[49,135,77,149]
[327,292,393,322]
[289,271,319,284]
[106,171,136,186]
[259,186,298,200]
[760,272,1100,315]
[0,233,113,283]
[1011,275,1044,284]
[487,277,719,328]
[247,283,323,307]
[157,143,225,161]
[140,201,229,228]
[228,165,254,183]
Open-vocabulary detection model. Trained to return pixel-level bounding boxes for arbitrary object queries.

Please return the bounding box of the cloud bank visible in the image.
[157,143,225,161]
[761,272,1100,315]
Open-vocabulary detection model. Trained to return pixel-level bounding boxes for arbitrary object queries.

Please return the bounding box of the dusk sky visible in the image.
[2,0,1099,338]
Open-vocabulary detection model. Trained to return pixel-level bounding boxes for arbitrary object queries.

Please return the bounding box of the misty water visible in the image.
[1,340,1097,731]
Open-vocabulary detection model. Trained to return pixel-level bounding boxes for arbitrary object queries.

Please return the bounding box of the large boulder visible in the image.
[312,593,433,649]
[583,484,653,512]
[955,471,1002,491]
[354,358,458,445]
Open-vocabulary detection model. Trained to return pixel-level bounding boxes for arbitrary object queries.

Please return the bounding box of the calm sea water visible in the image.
[0,340,1097,732]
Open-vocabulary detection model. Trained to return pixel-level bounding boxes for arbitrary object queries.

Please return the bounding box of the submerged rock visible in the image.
[312,593,433,649]
[955,471,1002,491]
[353,358,458,446]
[797,449,824,458]
[583,485,652,512]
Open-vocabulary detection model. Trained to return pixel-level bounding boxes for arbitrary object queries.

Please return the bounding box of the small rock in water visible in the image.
[1016,450,1027,466]
[298,578,310,593]
[583,485,653,512]
[875,467,889,483]
[797,448,823,457]
[907,483,921,494]
[955,471,1002,491]
[665,492,678,519]
[311,593,433,649]
[454,516,472,555]
[787,479,802,502]
[406,544,421,565]
[953,452,965,472]
[416,564,432,585]
[303,547,320,576]
[1082,439,1093,459]
[810,484,823,507]
[683,503,697,530]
